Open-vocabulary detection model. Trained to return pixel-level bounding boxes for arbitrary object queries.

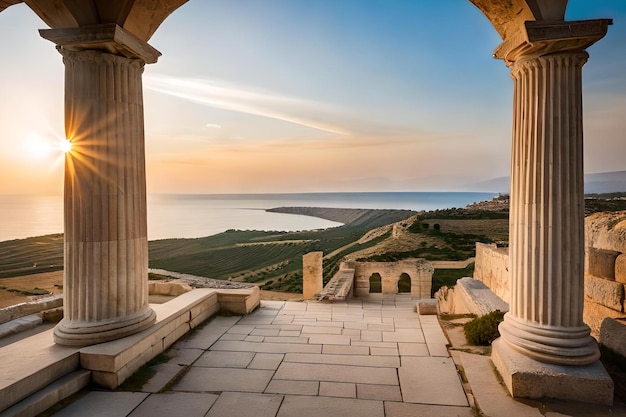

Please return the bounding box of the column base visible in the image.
[53,308,157,346]
[499,313,600,365]
[491,338,614,406]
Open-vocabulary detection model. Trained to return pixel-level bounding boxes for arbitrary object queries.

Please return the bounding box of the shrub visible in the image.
[463,310,505,345]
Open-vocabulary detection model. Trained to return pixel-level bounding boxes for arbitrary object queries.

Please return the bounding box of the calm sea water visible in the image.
[0,192,496,242]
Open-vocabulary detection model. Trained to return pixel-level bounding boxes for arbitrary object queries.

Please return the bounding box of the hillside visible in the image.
[3,194,626,295]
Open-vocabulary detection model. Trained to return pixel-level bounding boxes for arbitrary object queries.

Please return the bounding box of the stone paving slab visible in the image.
[248,353,284,370]
[128,392,217,417]
[139,363,184,393]
[356,383,403,401]
[274,362,398,385]
[172,367,274,393]
[44,295,478,417]
[283,353,399,367]
[459,352,543,417]
[206,392,283,417]
[276,395,384,417]
[210,340,322,354]
[383,329,425,343]
[301,326,342,334]
[322,345,370,355]
[307,334,351,345]
[52,392,149,417]
[195,351,255,368]
[319,381,356,398]
[265,380,319,395]
[398,342,429,356]
[398,357,468,406]
[384,401,474,417]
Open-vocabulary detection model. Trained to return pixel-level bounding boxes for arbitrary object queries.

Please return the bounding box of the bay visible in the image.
[0,192,496,242]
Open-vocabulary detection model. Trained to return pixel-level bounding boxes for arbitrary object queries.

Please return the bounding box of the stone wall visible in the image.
[472,211,626,337]
[473,243,510,303]
[342,259,433,299]
[583,211,626,336]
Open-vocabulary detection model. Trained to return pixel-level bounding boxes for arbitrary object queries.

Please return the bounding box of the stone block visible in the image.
[600,317,626,358]
[415,298,437,315]
[40,307,64,323]
[588,247,621,280]
[0,329,80,412]
[455,277,509,316]
[148,280,192,296]
[218,287,260,315]
[491,338,614,405]
[0,295,64,325]
[583,298,625,338]
[584,274,624,312]
[616,254,626,284]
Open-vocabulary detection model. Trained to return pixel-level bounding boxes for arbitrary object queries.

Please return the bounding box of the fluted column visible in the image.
[40,25,161,346]
[491,19,612,366]
[500,51,598,365]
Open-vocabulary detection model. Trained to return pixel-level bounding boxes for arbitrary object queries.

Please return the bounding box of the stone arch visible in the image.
[397,273,411,293]
[369,273,382,294]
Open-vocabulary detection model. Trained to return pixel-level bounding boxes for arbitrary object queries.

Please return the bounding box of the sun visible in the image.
[21,133,73,163]
[61,139,72,153]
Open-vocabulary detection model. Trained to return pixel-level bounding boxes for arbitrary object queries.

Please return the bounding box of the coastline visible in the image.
[267,206,417,225]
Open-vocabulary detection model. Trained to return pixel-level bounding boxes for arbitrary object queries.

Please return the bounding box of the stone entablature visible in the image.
[342,259,433,299]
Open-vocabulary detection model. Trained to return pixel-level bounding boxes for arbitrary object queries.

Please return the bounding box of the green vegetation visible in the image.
[431,263,475,296]
[463,310,505,346]
[4,193,626,295]
[0,234,64,278]
[148,209,414,292]
[7,287,50,296]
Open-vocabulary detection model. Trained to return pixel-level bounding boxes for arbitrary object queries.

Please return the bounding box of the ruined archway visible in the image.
[398,273,411,293]
[368,273,382,294]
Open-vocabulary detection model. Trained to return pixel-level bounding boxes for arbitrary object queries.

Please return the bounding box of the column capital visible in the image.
[494,19,612,66]
[39,23,161,64]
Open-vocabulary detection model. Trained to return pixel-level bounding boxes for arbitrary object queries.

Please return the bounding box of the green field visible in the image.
[3,194,624,293]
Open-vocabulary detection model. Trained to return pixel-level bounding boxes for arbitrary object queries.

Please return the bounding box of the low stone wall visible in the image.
[342,258,433,299]
[583,211,626,337]
[471,212,626,338]
[474,243,510,303]
[0,295,63,325]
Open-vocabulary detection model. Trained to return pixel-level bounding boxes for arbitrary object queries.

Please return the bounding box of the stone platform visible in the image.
[46,295,474,417]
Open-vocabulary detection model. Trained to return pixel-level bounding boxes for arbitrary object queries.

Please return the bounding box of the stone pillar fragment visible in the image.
[40,25,160,346]
[303,252,323,299]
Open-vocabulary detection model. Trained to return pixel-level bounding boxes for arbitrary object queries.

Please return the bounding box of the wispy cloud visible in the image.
[205,123,222,129]
[144,73,352,135]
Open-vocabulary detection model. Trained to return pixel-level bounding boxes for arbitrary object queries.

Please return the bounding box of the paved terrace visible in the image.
[41,294,626,417]
[47,295,473,417]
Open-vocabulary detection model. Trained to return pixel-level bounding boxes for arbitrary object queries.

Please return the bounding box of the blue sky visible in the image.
[0,1,625,194]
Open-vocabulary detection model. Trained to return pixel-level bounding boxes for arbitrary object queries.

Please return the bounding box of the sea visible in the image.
[0,192,496,242]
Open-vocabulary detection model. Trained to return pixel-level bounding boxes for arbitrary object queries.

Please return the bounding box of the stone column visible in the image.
[40,25,161,346]
[490,20,613,404]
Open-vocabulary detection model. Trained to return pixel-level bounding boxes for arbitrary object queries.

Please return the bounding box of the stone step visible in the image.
[0,370,91,417]
[0,329,80,413]
[316,269,355,302]
[455,277,509,316]
[0,314,43,339]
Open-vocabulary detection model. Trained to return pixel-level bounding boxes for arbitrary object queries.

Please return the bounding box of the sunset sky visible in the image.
[0,1,625,195]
